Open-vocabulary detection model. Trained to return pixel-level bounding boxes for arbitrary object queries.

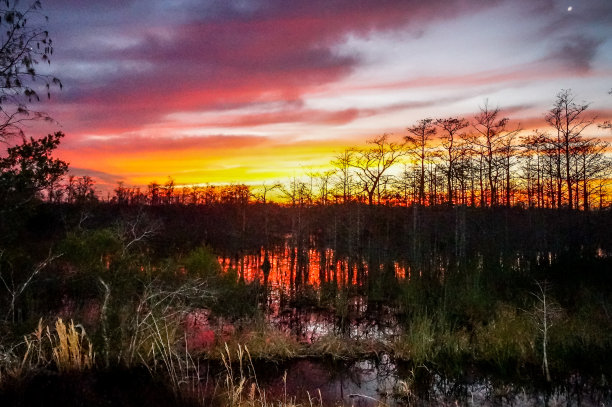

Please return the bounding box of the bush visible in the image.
[184,246,221,278]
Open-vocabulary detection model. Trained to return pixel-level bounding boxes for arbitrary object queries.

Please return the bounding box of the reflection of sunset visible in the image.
[219,245,407,294]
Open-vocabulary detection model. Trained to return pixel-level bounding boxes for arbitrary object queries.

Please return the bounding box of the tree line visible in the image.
[33,90,609,211]
[320,91,610,210]
[3,90,610,211]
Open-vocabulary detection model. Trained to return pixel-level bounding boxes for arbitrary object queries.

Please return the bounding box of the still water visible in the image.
[258,356,611,407]
[201,243,611,406]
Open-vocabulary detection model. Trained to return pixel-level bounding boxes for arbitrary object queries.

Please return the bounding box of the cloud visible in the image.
[35,0,612,187]
[545,35,604,73]
[61,134,271,153]
[45,0,504,135]
[68,167,126,187]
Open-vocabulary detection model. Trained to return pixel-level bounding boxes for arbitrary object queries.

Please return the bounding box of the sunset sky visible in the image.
[31,0,612,190]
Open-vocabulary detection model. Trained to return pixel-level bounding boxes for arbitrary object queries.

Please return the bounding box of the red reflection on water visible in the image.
[218,246,406,293]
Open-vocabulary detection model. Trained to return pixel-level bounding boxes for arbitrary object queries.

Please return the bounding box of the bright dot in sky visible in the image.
[567,6,573,11]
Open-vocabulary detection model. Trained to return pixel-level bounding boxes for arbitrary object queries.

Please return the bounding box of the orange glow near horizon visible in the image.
[55,105,612,197]
[59,137,356,189]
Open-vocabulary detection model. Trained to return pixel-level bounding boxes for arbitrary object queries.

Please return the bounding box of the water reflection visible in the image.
[256,356,611,407]
[217,244,404,342]
[218,244,407,293]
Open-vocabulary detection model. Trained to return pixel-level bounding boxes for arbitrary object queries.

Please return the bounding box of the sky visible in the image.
[28,0,612,190]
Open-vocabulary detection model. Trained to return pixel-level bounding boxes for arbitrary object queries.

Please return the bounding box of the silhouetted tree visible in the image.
[545,89,593,209]
[573,137,610,210]
[436,117,469,205]
[0,0,61,141]
[352,134,406,205]
[406,119,437,205]
[254,182,280,204]
[521,131,548,207]
[72,176,97,204]
[331,149,355,203]
[498,126,521,206]
[0,131,68,207]
[469,102,511,207]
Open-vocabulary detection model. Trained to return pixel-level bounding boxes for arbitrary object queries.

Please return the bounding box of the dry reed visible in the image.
[51,318,94,372]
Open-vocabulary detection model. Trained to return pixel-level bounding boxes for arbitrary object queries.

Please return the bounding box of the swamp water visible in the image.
[256,357,611,407]
[182,244,612,406]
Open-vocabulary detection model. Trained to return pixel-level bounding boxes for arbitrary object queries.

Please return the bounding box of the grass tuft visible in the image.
[51,318,94,372]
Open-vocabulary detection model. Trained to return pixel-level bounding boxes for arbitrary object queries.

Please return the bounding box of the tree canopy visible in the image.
[0,131,68,206]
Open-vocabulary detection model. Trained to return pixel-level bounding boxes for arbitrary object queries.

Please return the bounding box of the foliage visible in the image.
[60,228,122,272]
[184,246,222,278]
[0,0,61,141]
[0,132,68,207]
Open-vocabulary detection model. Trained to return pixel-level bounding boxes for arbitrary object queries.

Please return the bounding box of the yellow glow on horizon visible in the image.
[60,138,354,188]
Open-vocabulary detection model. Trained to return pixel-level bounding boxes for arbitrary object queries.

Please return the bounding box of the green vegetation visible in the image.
[0,190,611,405]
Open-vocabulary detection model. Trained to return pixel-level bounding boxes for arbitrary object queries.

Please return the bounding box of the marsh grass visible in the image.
[391,305,538,374]
[213,321,301,361]
[474,305,536,372]
[391,312,450,365]
[122,280,215,402]
[52,318,94,372]
[308,332,388,360]
[220,343,321,407]
[0,318,93,382]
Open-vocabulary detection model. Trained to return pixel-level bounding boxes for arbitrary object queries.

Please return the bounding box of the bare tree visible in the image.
[405,119,437,205]
[330,149,355,203]
[573,137,610,210]
[311,170,334,205]
[531,281,562,382]
[498,127,521,206]
[436,117,469,205]
[0,249,62,322]
[120,210,161,258]
[520,131,548,208]
[351,134,406,206]
[545,89,593,209]
[253,182,280,204]
[470,102,510,207]
[278,176,310,206]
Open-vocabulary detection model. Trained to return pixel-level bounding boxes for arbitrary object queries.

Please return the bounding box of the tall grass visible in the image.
[474,305,536,372]
[0,318,94,381]
[52,318,94,372]
[391,312,454,365]
[220,343,317,407]
[214,319,301,361]
[122,279,214,402]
